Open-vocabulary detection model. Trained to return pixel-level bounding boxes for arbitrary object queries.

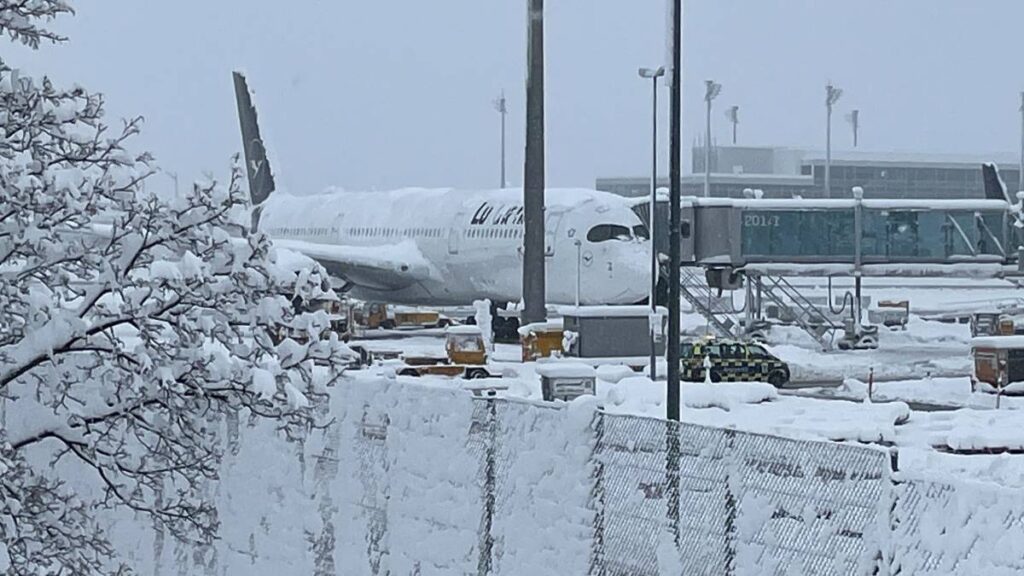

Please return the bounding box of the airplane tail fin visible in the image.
[982,163,1011,203]
[232,71,276,231]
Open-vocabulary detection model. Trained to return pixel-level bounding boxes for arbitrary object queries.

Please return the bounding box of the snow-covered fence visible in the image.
[104,379,1024,575]
[593,414,890,575]
[887,475,1024,575]
[333,379,892,575]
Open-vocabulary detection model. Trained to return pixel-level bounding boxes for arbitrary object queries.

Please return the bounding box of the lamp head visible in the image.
[639,67,666,79]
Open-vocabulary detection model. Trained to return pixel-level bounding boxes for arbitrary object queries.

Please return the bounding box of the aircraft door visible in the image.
[448,209,466,255]
[333,212,345,243]
[545,211,563,257]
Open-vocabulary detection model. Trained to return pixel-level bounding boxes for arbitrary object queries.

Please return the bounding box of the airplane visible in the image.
[233,72,652,308]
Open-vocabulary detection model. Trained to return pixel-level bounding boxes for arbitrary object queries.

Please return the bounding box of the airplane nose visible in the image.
[609,244,653,302]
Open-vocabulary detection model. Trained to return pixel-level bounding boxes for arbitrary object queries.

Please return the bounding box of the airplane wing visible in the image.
[87,218,431,291]
[271,239,435,291]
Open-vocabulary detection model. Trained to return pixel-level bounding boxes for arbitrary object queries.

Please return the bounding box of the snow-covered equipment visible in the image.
[397,325,498,379]
[350,302,452,330]
[271,293,351,347]
[536,362,597,402]
[560,305,668,370]
[971,336,1024,395]
[868,300,910,330]
[518,319,565,361]
[971,312,1004,337]
[837,321,880,351]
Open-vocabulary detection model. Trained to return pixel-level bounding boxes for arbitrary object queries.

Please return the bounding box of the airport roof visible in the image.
[597,174,813,185]
[683,197,1010,210]
[800,149,1019,168]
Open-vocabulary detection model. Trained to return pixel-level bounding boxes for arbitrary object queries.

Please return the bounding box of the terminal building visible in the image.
[597,146,1022,200]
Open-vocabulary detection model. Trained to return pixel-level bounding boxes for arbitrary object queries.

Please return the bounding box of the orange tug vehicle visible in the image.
[971,335,1024,395]
[398,325,499,380]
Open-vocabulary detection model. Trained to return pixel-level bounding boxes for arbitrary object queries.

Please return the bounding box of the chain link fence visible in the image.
[889,476,1024,574]
[339,393,1021,575]
[593,414,889,575]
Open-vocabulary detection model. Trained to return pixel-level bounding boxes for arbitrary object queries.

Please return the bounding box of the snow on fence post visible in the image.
[868,367,875,402]
[722,429,738,575]
[488,399,597,575]
[476,399,498,575]
[312,410,342,576]
[666,419,682,553]
[587,411,607,575]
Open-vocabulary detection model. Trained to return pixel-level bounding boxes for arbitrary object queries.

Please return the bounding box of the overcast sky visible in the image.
[9,1,1024,194]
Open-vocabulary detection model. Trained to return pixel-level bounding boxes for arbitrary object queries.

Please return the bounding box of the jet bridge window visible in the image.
[587,224,632,243]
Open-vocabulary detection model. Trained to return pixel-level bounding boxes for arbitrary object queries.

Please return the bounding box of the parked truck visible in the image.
[971,335,1024,395]
[352,303,453,330]
[397,325,499,379]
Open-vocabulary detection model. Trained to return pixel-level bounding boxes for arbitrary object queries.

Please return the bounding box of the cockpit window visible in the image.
[632,225,649,240]
[587,224,632,243]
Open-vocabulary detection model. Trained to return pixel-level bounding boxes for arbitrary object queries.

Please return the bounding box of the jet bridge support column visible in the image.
[853,186,865,329]
[855,277,863,325]
[755,276,763,319]
[744,277,755,333]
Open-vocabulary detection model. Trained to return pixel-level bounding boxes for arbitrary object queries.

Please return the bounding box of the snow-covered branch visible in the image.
[0,0,72,48]
[0,4,355,571]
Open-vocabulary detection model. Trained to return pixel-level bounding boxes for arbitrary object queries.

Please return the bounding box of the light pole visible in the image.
[725,105,739,145]
[825,82,843,199]
[639,66,665,380]
[1019,92,1023,195]
[667,0,682,423]
[494,91,508,188]
[704,80,722,198]
[162,170,179,197]
[846,109,859,148]
[522,0,546,325]
[574,239,582,307]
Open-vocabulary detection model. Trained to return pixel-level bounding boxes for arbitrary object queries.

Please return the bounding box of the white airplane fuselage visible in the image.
[261,187,652,306]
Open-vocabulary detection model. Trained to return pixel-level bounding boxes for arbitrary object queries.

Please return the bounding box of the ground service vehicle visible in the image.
[352,303,452,330]
[971,336,1024,394]
[272,295,350,345]
[681,337,790,387]
[398,326,498,379]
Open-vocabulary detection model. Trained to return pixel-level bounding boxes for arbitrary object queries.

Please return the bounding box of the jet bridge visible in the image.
[674,194,1022,349]
[682,196,1018,273]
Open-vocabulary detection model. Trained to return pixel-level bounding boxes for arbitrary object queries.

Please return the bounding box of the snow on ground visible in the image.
[791,376,1024,412]
[768,318,972,383]
[345,306,1024,489]
[597,375,906,444]
[897,447,1024,489]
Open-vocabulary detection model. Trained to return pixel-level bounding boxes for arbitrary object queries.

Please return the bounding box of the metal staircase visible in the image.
[678,268,843,350]
[679,267,741,338]
[757,275,843,350]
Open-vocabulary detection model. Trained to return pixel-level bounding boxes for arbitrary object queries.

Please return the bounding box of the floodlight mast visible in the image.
[846,109,859,148]
[1019,92,1023,195]
[825,83,843,198]
[703,80,722,198]
[725,105,739,145]
[639,66,665,381]
[494,92,508,188]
